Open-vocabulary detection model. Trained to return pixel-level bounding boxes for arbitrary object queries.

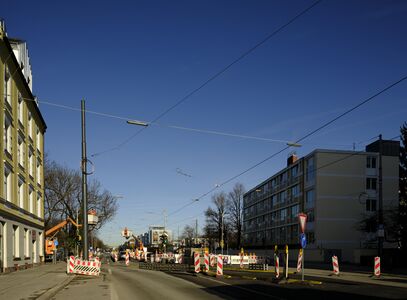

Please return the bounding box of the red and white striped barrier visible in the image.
[210,254,216,267]
[194,252,201,273]
[332,256,339,275]
[70,258,101,276]
[275,255,280,278]
[125,253,130,266]
[204,253,209,272]
[240,254,244,269]
[67,256,75,273]
[374,256,381,277]
[217,255,223,276]
[297,250,303,273]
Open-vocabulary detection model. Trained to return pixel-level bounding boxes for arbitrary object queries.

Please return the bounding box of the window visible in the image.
[36,158,41,184]
[18,93,24,123]
[366,198,377,211]
[291,204,299,218]
[280,172,288,184]
[28,112,33,139]
[292,185,300,198]
[306,157,315,182]
[29,148,34,177]
[4,164,12,201]
[18,134,25,166]
[29,186,34,213]
[36,128,41,151]
[280,208,287,221]
[24,229,30,257]
[13,225,19,258]
[18,176,24,208]
[307,210,315,222]
[367,156,377,169]
[305,189,315,209]
[37,192,42,217]
[306,232,315,244]
[366,178,377,190]
[291,165,298,178]
[4,113,12,153]
[4,66,11,105]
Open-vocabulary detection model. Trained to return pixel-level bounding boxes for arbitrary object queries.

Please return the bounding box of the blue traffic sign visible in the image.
[300,233,307,248]
[54,239,58,246]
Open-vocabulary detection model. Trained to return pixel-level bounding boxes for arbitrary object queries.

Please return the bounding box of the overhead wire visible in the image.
[5,93,297,145]
[164,75,407,218]
[165,134,402,230]
[90,0,323,157]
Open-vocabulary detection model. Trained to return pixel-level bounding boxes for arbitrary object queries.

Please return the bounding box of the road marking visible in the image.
[200,275,283,300]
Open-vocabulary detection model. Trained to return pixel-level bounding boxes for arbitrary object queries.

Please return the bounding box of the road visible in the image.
[54,260,223,300]
[53,260,407,300]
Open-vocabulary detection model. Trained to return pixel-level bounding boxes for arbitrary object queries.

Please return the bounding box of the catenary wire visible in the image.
[164,75,407,218]
[90,0,323,157]
[165,134,402,230]
[4,93,297,144]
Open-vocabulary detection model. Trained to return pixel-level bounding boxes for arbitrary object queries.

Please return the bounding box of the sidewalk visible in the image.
[0,261,74,299]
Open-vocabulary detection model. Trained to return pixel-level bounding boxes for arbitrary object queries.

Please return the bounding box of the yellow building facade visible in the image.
[0,21,46,272]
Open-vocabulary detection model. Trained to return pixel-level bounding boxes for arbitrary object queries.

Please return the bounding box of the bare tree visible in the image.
[44,157,118,250]
[181,224,195,246]
[204,192,228,249]
[227,183,245,249]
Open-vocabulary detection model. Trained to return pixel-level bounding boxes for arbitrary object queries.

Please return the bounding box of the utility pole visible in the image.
[378,134,384,257]
[81,100,89,260]
[195,219,198,245]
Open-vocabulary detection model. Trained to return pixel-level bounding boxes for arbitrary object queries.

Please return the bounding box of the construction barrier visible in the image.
[125,253,130,266]
[275,255,280,278]
[374,256,381,277]
[204,253,209,272]
[297,249,303,272]
[210,254,216,267]
[67,256,75,273]
[332,255,339,275]
[194,252,201,273]
[217,255,223,276]
[240,254,244,269]
[68,257,101,276]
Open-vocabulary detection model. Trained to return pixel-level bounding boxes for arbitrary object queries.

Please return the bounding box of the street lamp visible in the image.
[127,120,149,127]
[287,142,302,147]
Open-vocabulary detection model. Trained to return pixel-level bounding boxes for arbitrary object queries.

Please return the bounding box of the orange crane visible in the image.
[45,217,82,257]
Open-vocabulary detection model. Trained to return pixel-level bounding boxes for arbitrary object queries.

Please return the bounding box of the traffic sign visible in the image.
[300,233,307,248]
[298,213,307,233]
[54,239,58,246]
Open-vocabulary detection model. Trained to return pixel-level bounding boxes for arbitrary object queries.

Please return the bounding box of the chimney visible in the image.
[287,152,298,166]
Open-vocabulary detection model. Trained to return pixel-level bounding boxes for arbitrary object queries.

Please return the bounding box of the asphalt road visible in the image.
[53,260,407,300]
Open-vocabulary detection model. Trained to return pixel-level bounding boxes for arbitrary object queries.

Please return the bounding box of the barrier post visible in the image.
[217,255,223,277]
[332,255,339,275]
[274,245,279,279]
[297,249,302,273]
[374,257,381,277]
[204,252,209,272]
[194,252,201,273]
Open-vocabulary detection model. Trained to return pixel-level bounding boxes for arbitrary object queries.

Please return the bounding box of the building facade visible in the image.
[243,140,399,263]
[0,21,46,272]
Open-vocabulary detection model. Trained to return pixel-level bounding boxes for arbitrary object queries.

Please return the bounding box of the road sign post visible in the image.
[298,213,307,282]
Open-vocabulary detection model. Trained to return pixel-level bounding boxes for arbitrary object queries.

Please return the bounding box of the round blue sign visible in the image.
[300,233,307,249]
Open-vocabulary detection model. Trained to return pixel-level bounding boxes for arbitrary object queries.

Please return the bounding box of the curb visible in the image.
[37,274,76,300]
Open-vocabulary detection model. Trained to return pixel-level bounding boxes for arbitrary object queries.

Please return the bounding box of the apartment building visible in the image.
[0,20,46,272]
[243,139,399,263]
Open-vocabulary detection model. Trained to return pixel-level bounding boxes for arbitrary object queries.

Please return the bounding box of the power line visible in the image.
[165,75,407,217]
[90,0,323,157]
[6,93,297,145]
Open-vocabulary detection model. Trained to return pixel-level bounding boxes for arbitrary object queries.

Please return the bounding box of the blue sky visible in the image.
[3,0,407,245]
